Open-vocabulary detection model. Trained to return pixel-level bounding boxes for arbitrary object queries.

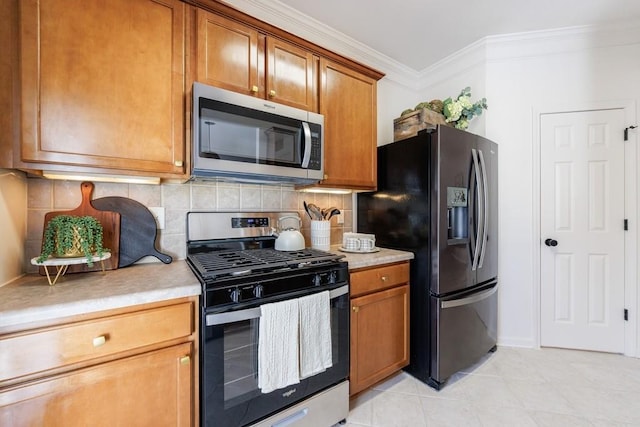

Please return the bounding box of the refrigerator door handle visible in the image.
[440,285,498,309]
[477,149,489,268]
[471,148,483,271]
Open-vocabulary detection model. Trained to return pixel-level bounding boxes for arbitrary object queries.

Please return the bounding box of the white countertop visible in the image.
[0,247,414,331]
[0,261,201,331]
[330,246,414,270]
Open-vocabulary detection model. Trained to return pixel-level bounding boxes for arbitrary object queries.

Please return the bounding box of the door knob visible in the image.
[544,238,558,247]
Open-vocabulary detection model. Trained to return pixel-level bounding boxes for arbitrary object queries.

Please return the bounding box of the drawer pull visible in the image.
[180,356,191,365]
[381,276,388,282]
[352,306,359,313]
[269,89,276,97]
[92,335,107,347]
[251,85,259,93]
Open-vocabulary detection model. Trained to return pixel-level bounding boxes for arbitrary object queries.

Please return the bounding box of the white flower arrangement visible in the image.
[442,87,487,130]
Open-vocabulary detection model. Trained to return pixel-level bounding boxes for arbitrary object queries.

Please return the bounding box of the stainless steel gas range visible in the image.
[186,211,350,427]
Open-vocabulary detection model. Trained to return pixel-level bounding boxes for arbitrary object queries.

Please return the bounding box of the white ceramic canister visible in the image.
[310,220,331,251]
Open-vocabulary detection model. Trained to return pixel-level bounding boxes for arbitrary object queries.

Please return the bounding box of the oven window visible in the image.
[224,320,259,403]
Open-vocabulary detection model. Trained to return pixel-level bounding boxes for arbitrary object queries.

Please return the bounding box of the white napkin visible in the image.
[298,290,333,379]
[258,299,300,393]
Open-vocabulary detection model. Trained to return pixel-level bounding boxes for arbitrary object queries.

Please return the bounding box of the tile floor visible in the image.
[345,346,640,426]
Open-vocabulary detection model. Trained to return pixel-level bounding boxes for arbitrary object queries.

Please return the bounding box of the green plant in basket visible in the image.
[37,215,105,266]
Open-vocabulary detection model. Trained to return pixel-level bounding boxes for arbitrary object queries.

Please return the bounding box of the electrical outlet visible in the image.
[336,212,344,224]
[148,207,165,230]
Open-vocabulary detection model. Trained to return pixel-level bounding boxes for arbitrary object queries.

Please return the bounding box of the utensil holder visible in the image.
[310,220,331,251]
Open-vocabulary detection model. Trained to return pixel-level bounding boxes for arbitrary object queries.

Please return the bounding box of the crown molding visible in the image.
[218,1,640,91]
[218,0,421,88]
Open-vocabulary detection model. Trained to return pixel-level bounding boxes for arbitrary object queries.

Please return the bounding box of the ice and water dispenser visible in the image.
[447,187,468,241]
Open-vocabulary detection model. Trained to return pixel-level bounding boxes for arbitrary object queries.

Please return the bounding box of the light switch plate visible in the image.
[148,207,165,230]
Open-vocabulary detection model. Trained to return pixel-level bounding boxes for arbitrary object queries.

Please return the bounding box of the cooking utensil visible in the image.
[40,182,120,274]
[325,207,341,220]
[92,197,172,268]
[273,215,305,251]
[303,200,313,220]
[306,203,323,220]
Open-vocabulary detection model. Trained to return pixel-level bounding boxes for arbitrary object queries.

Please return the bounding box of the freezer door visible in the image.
[429,282,498,387]
[476,137,499,285]
[431,126,476,295]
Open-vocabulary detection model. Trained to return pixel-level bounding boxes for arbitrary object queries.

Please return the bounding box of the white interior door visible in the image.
[540,109,626,353]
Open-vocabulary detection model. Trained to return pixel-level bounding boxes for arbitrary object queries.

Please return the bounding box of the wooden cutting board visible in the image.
[39,182,120,274]
[92,196,172,268]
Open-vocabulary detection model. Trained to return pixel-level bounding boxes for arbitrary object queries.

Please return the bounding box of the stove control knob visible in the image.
[328,271,337,284]
[253,284,264,298]
[230,288,241,303]
[312,274,322,287]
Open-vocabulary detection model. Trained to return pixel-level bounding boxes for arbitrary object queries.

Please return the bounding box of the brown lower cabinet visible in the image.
[0,298,197,426]
[349,262,410,396]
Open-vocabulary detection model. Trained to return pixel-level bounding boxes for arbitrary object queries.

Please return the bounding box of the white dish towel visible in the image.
[258,299,300,394]
[298,290,333,379]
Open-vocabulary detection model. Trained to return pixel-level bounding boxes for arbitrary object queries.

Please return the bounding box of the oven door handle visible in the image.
[206,285,348,326]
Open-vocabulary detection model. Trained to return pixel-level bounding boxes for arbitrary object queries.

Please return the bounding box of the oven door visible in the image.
[201,284,349,427]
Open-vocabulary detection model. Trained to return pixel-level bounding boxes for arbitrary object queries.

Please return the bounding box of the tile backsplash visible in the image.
[25,178,354,273]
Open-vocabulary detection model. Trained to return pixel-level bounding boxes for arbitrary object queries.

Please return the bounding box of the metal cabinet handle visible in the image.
[269,89,276,97]
[352,306,359,313]
[180,356,190,365]
[251,85,259,93]
[174,160,183,167]
[92,335,107,347]
[380,276,388,282]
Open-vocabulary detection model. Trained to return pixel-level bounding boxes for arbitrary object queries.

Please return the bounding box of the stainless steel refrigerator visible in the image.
[357,125,498,389]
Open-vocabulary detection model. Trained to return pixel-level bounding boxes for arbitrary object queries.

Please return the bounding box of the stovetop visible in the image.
[188,247,343,281]
[185,212,347,309]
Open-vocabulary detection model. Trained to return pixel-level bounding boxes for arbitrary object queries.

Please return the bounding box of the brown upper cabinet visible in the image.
[10,0,187,178]
[196,9,318,112]
[318,59,378,190]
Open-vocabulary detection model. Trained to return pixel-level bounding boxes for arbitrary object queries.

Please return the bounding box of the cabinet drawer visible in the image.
[350,262,410,297]
[0,302,193,383]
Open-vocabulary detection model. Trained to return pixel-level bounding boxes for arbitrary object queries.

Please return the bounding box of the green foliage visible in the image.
[442,87,488,130]
[37,215,104,266]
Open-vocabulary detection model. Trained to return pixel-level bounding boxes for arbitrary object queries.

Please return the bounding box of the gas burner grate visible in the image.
[189,248,342,280]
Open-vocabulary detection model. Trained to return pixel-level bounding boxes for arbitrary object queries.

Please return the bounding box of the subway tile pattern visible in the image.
[25,179,353,273]
[345,346,640,426]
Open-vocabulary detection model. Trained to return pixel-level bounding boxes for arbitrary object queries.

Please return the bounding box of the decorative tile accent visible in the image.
[26,179,356,263]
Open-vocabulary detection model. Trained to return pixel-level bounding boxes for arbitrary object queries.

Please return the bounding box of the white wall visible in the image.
[0,169,26,285]
[376,78,423,145]
[487,27,640,349]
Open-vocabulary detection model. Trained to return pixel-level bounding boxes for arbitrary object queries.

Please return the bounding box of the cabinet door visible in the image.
[19,0,186,176]
[350,284,409,396]
[196,9,262,97]
[319,59,377,190]
[0,343,193,427]
[266,37,317,112]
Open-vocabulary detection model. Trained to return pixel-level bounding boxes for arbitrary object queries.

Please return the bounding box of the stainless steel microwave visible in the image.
[191,82,324,185]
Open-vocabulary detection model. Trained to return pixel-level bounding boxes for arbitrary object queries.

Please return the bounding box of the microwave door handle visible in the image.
[301,122,312,168]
